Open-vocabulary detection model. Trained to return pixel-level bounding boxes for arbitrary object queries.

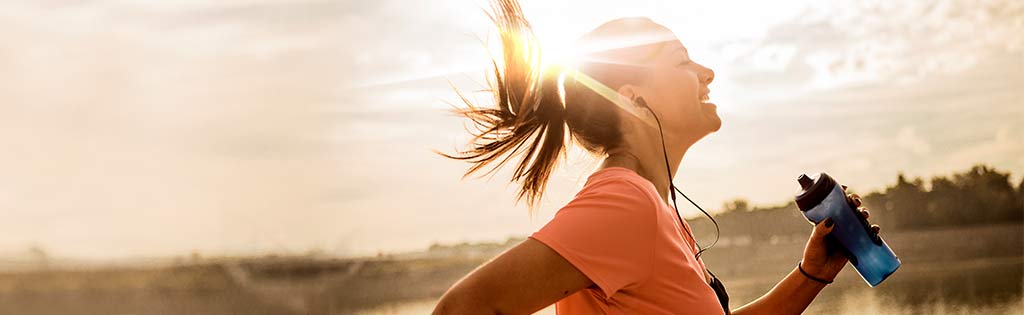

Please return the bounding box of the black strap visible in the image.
[707,269,730,314]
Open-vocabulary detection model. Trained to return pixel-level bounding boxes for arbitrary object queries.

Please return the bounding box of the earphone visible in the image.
[633,96,720,259]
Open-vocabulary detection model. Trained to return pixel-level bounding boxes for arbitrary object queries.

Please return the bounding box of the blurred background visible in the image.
[0,0,1021,314]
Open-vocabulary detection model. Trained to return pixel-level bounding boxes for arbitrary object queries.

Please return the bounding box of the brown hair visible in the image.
[439,0,674,212]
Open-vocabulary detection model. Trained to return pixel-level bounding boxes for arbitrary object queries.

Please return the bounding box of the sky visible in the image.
[0,0,1021,261]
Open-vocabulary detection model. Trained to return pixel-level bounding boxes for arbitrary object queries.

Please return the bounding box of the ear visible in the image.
[616,84,644,110]
[613,85,658,129]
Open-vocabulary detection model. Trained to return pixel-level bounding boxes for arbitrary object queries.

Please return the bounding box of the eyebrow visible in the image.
[641,44,688,63]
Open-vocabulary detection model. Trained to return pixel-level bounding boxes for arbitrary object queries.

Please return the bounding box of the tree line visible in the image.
[861,165,1022,230]
[690,164,1023,240]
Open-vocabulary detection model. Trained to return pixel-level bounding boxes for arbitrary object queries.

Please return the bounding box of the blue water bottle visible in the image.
[795,172,900,286]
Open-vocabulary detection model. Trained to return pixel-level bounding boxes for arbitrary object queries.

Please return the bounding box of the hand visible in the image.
[799,185,880,282]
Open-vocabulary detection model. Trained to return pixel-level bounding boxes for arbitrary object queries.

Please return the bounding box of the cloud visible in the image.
[896,126,932,156]
[720,0,1024,91]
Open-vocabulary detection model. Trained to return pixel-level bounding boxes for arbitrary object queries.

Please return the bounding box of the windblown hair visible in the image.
[439,0,672,212]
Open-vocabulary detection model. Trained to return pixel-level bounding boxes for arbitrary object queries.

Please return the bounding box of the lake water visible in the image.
[350,299,554,315]
[352,258,1023,315]
[352,291,1022,315]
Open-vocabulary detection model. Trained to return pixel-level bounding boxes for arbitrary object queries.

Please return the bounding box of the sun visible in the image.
[483,21,662,129]
[536,33,582,73]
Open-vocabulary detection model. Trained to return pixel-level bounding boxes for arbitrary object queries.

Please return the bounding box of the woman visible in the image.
[433,1,879,314]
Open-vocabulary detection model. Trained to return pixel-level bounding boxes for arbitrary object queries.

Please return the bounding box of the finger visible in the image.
[846,193,862,207]
[859,207,870,219]
[871,224,880,234]
[812,218,836,240]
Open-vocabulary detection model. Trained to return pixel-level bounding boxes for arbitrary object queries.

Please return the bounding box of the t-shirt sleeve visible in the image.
[529,178,656,298]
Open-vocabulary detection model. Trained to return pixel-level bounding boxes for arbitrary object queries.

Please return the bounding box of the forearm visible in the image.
[731,266,828,315]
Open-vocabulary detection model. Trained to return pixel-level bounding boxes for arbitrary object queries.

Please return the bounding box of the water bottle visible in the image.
[795,172,900,287]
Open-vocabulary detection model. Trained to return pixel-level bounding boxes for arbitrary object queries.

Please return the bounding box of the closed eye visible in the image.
[676,47,692,66]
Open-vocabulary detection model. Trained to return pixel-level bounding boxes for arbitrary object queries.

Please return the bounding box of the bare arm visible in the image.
[730,265,829,315]
[432,238,594,315]
[733,188,876,315]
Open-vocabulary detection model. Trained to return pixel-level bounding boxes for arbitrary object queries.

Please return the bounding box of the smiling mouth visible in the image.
[698,91,717,114]
[699,88,711,103]
[692,87,719,127]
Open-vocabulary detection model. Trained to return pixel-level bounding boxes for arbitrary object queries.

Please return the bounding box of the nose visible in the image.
[699,63,715,85]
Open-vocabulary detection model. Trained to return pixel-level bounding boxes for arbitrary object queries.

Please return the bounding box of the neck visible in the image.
[601,131,696,202]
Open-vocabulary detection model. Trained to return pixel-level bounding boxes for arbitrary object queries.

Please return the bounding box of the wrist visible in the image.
[797,261,833,285]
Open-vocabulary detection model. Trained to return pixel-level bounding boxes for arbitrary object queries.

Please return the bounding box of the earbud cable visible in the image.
[647,104,720,259]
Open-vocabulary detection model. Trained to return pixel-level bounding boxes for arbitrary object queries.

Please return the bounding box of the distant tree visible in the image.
[928,175,963,227]
[27,245,49,270]
[1018,177,1024,211]
[926,165,1020,227]
[1016,176,1024,221]
[883,173,928,229]
[721,199,750,214]
[956,165,1018,224]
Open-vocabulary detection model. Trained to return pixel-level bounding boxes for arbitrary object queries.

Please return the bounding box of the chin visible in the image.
[709,118,722,132]
[705,114,722,133]
[698,102,721,133]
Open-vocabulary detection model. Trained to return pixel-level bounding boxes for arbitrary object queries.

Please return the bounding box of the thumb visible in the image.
[812,218,836,241]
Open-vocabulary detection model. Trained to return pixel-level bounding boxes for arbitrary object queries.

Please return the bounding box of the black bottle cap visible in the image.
[795,173,837,212]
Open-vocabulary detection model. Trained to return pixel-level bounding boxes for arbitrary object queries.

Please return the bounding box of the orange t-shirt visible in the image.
[530,167,726,315]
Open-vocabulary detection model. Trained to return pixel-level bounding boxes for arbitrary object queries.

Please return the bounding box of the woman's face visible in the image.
[630,40,720,141]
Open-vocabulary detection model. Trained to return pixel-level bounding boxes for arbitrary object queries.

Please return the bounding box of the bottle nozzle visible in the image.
[798,174,814,190]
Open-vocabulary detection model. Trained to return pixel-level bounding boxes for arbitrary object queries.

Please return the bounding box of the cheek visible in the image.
[649,68,702,127]
[661,75,700,113]
[656,75,702,129]
[661,69,700,98]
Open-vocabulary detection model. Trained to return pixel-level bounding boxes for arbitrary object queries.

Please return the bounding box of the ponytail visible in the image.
[438,0,567,212]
